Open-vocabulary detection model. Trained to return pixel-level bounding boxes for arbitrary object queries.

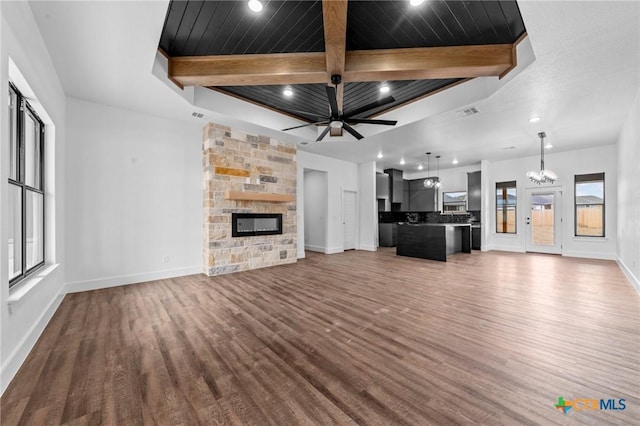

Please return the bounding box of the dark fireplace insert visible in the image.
[232,213,283,237]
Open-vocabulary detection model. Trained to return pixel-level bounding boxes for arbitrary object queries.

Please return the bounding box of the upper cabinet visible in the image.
[376,173,389,199]
[384,169,404,204]
[467,171,481,211]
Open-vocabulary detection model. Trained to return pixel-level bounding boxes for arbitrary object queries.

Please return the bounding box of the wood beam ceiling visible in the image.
[322,0,348,114]
[169,52,327,87]
[167,0,519,124]
[169,44,516,88]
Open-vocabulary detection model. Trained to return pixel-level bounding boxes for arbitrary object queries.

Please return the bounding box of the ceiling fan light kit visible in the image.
[527,132,557,184]
[281,77,398,142]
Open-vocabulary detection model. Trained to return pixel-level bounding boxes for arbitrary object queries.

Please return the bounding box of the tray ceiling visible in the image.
[159,0,526,123]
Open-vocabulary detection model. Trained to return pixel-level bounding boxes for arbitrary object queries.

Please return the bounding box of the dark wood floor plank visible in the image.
[2,249,639,425]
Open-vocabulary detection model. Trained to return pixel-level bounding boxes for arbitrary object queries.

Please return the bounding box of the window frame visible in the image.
[8,81,46,288]
[574,173,605,238]
[496,181,517,234]
[442,191,467,212]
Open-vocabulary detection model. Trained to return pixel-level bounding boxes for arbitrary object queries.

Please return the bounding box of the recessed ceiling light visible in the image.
[545,143,553,149]
[452,159,459,165]
[380,85,390,94]
[529,116,541,123]
[283,88,293,97]
[248,0,263,12]
[400,159,406,165]
[377,152,383,159]
[418,164,423,170]
[410,0,425,6]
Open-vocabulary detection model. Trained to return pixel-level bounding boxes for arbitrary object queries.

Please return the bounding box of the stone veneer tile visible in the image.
[203,123,297,277]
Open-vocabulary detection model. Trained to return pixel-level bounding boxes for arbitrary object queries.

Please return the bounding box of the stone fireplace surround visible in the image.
[203,123,297,276]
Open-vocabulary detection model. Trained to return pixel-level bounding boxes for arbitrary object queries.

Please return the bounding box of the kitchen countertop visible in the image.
[397,222,471,227]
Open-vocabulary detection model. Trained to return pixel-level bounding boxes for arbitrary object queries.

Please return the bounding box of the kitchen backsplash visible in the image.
[379,211,472,224]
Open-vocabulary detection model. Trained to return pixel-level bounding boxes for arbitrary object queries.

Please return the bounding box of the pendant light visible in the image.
[424,152,434,188]
[423,152,442,188]
[526,132,557,184]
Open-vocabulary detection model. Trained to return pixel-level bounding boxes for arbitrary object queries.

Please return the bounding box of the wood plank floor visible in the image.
[2,249,639,425]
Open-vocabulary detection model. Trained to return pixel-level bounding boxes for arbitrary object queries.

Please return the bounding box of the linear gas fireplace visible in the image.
[232,213,283,237]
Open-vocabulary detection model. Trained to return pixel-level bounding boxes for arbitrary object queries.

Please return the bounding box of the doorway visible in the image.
[343,190,357,250]
[525,187,562,254]
[303,170,328,252]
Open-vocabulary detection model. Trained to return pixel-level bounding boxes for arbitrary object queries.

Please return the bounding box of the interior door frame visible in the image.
[525,185,563,254]
[342,189,359,251]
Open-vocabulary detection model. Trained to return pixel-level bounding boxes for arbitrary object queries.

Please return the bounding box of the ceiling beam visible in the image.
[322,0,348,114]
[343,44,515,82]
[169,52,327,87]
[168,44,516,88]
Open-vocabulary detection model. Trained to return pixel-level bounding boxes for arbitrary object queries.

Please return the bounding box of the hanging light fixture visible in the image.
[423,152,442,188]
[424,152,434,187]
[526,132,557,184]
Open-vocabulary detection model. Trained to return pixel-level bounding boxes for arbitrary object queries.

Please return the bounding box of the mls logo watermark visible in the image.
[555,396,626,414]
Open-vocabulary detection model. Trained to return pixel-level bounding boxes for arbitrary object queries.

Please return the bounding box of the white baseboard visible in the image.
[358,245,377,252]
[485,245,525,253]
[304,244,326,253]
[326,246,344,254]
[65,265,202,294]
[562,251,616,260]
[617,257,640,295]
[1,291,64,395]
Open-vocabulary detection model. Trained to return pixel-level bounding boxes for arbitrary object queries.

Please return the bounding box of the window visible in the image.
[496,181,516,233]
[575,173,604,237]
[443,191,467,212]
[8,82,45,287]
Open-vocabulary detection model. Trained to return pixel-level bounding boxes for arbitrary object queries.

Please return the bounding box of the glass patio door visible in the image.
[525,187,562,254]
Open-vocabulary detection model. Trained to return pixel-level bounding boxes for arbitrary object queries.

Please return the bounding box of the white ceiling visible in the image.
[30,1,640,172]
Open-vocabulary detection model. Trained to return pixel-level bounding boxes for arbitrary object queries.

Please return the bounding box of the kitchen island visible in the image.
[396,223,471,261]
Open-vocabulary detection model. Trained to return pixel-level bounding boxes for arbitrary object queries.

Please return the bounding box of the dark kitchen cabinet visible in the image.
[467,171,481,211]
[376,173,389,199]
[379,223,397,247]
[410,187,438,211]
[472,226,481,250]
[384,169,404,204]
[401,180,410,211]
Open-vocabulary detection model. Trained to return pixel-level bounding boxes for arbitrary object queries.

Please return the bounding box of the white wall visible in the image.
[358,162,377,250]
[484,144,618,259]
[65,98,202,291]
[296,151,359,257]
[303,170,328,252]
[616,89,640,292]
[0,2,67,394]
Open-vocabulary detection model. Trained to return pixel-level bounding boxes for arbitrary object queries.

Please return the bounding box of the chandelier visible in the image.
[423,152,442,188]
[527,132,557,184]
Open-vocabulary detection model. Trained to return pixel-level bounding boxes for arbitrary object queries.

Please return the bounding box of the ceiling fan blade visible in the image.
[282,121,328,132]
[316,126,331,142]
[342,123,364,140]
[326,86,340,116]
[282,108,327,121]
[343,96,395,119]
[344,118,397,126]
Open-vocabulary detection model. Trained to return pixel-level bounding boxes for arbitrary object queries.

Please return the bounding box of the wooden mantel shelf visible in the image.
[225,191,294,202]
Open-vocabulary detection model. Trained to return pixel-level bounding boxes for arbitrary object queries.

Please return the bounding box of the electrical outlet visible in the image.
[162,255,170,264]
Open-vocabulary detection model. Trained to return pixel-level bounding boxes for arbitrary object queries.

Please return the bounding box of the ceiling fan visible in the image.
[281,75,398,142]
